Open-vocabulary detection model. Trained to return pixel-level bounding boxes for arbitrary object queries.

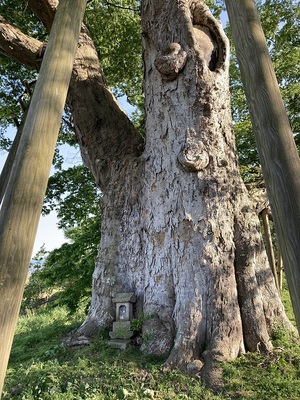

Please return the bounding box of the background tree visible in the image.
[0,0,298,389]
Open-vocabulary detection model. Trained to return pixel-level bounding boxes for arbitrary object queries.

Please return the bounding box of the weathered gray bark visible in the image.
[137,1,292,384]
[0,0,294,389]
[75,1,293,387]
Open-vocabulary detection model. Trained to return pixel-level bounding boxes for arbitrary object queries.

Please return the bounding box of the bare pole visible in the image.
[0,0,87,395]
[225,0,300,332]
[261,209,279,291]
[0,109,28,205]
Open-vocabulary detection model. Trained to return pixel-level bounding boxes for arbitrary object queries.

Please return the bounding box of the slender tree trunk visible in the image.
[0,0,86,394]
[261,208,279,289]
[225,0,300,333]
[0,110,26,204]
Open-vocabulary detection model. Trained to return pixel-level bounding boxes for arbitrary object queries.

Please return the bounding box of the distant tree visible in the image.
[23,214,100,313]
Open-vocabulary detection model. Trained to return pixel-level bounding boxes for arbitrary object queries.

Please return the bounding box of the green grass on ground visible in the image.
[2,281,300,400]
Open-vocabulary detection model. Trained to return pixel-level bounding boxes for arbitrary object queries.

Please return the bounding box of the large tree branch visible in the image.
[0,15,42,69]
[66,25,144,189]
[0,1,143,190]
[27,0,58,31]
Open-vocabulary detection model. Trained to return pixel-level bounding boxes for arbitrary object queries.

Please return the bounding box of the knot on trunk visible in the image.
[178,141,209,172]
[154,43,187,81]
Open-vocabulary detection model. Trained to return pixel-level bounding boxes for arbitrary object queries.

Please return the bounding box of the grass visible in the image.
[2,282,300,400]
[3,307,222,400]
[222,328,300,399]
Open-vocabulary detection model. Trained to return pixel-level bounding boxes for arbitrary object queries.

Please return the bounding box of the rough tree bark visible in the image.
[0,0,294,389]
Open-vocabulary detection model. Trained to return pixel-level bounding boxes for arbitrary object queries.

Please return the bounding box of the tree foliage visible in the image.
[0,1,41,138]
[23,213,100,312]
[44,165,101,229]
[85,0,142,105]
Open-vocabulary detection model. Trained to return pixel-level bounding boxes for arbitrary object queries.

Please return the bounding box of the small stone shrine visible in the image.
[109,292,136,350]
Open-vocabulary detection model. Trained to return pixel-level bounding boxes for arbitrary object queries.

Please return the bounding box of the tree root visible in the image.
[60,318,100,347]
[200,361,224,392]
[140,316,174,356]
[164,351,224,392]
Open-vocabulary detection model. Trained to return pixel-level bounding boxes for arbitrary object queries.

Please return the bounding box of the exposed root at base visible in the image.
[60,320,100,347]
[61,331,92,347]
[164,352,224,392]
[200,361,224,392]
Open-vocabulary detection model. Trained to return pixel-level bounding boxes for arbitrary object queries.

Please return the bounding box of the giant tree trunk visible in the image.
[73,0,293,385]
[0,0,294,389]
